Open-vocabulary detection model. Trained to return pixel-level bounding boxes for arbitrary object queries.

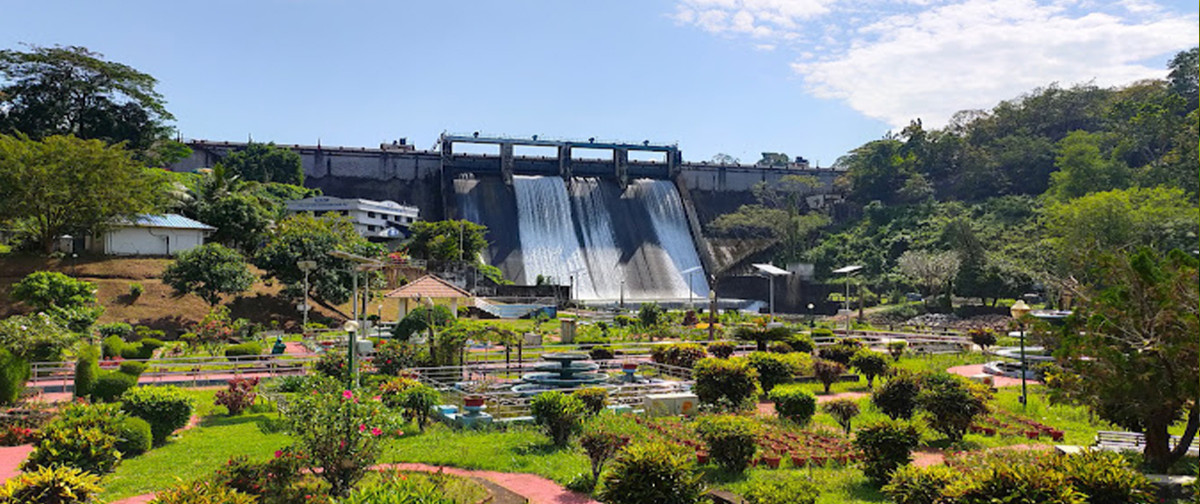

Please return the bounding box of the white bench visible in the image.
[1095,431,1199,456]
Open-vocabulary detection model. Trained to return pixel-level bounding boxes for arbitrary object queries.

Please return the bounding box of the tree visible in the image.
[197,191,274,252]
[711,153,739,164]
[916,372,989,442]
[254,213,384,306]
[11,271,97,310]
[1167,47,1198,111]
[896,250,959,307]
[0,45,174,158]
[406,220,488,268]
[849,350,890,387]
[1046,131,1131,200]
[0,134,166,253]
[219,142,303,186]
[1048,248,1198,472]
[162,243,256,306]
[733,324,791,352]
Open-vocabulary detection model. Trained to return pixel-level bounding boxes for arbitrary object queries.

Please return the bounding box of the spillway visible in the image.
[453,175,709,302]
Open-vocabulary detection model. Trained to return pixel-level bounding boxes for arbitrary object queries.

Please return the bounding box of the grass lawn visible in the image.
[379,423,589,486]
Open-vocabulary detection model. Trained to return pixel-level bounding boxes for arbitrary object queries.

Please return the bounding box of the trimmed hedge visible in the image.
[116,417,153,457]
[692,358,760,411]
[767,385,817,425]
[225,342,263,359]
[92,371,138,403]
[120,385,195,445]
[74,346,101,399]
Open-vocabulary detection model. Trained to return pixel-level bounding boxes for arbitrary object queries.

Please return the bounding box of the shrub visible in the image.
[850,349,890,387]
[91,371,138,402]
[694,415,758,472]
[579,415,633,488]
[373,341,420,375]
[743,477,820,504]
[0,465,102,504]
[120,386,195,445]
[651,343,707,368]
[215,377,259,416]
[398,384,440,432]
[23,402,125,474]
[138,338,164,356]
[1059,451,1155,504]
[745,352,797,393]
[588,345,615,360]
[598,441,704,504]
[968,328,997,353]
[883,465,960,504]
[785,333,815,353]
[212,450,315,504]
[96,322,133,339]
[101,335,126,359]
[224,342,262,359]
[916,372,989,442]
[820,341,861,365]
[129,282,145,298]
[342,471,456,504]
[957,463,1085,504]
[11,271,97,311]
[573,387,608,415]
[812,359,846,393]
[118,361,147,377]
[768,341,793,353]
[822,398,860,434]
[692,357,760,411]
[767,385,817,425]
[854,419,922,485]
[0,349,30,405]
[707,341,736,358]
[530,391,586,446]
[314,350,348,381]
[150,479,257,504]
[282,388,394,497]
[887,340,908,361]
[873,371,923,420]
[116,416,153,457]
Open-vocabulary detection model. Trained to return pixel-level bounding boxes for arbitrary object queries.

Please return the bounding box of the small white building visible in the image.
[91,214,216,256]
[286,196,419,240]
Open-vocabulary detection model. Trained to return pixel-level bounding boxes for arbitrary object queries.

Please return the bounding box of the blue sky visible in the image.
[2,0,1196,166]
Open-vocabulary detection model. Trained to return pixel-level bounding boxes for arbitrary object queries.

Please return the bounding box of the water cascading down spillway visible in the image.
[459,174,709,303]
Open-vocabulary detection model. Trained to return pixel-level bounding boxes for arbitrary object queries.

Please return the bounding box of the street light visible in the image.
[342,320,359,388]
[832,265,863,335]
[752,263,789,322]
[707,288,717,341]
[422,296,436,356]
[1009,299,1032,409]
[328,250,384,389]
[298,260,317,329]
[681,266,703,310]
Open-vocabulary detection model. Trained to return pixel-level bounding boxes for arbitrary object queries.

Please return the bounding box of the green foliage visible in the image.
[1046,130,1131,201]
[392,304,454,342]
[23,402,126,474]
[101,335,126,359]
[530,391,586,446]
[118,361,147,377]
[853,419,922,484]
[73,345,100,399]
[812,359,846,394]
[96,322,132,339]
[209,450,318,504]
[785,333,815,353]
[314,350,348,381]
[373,340,421,375]
[916,372,989,442]
[957,463,1085,504]
[0,348,29,405]
[742,477,820,504]
[162,243,256,306]
[341,472,458,504]
[0,465,103,504]
[91,371,137,403]
[0,313,76,361]
[254,213,384,305]
[579,413,634,486]
[887,340,908,361]
[822,398,860,434]
[406,219,488,267]
[638,302,664,328]
[282,388,395,496]
[224,342,262,359]
[883,464,960,504]
[819,340,861,365]
[967,328,997,352]
[650,343,707,368]
[119,385,195,445]
[692,357,760,411]
[1059,450,1156,504]
[694,415,758,472]
[706,340,736,358]
[767,385,817,425]
[214,377,259,416]
[745,351,798,393]
[573,387,608,415]
[220,142,303,185]
[872,370,923,420]
[732,325,791,352]
[128,282,144,299]
[849,349,890,387]
[11,271,97,310]
[0,134,168,253]
[378,377,439,432]
[149,479,257,504]
[598,441,704,504]
[115,417,152,457]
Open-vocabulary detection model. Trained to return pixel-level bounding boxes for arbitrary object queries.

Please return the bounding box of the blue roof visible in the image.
[121,214,216,231]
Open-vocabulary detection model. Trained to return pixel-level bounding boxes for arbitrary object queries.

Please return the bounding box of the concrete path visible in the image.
[0,445,33,482]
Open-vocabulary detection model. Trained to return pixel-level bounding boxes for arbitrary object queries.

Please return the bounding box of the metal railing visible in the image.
[28,354,318,392]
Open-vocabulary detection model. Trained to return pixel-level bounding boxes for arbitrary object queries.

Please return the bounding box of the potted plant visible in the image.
[763,452,782,469]
[790,452,808,467]
[621,362,639,371]
[696,451,709,464]
[463,374,498,408]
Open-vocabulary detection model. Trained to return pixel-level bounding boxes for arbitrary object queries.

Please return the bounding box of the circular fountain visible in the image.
[984,345,1054,379]
[512,352,608,395]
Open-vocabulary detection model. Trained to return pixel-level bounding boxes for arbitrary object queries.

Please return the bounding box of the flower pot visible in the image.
[791,454,808,467]
[696,452,709,464]
[1025,431,1039,439]
[982,427,996,436]
[463,396,486,408]
[810,456,826,466]
[622,363,638,371]
[764,455,781,469]
[1049,430,1064,442]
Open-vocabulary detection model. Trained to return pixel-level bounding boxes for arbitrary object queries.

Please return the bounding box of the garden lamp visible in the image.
[1010,299,1031,408]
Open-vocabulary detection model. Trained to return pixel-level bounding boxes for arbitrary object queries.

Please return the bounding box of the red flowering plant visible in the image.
[215,377,260,416]
[281,385,400,496]
[191,306,237,356]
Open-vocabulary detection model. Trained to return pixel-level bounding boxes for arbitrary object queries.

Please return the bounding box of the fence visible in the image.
[29,354,318,393]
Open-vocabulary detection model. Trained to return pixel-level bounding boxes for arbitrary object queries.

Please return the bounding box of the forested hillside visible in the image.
[798,47,1198,307]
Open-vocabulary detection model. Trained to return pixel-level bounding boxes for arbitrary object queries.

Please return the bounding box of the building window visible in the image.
[367,225,377,232]
[340,210,348,216]
[367,212,376,218]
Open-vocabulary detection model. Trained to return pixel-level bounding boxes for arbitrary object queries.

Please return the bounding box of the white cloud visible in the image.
[673,0,1199,128]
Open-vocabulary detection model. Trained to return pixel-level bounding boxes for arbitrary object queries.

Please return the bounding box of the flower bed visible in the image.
[968,410,1064,441]
[632,416,858,469]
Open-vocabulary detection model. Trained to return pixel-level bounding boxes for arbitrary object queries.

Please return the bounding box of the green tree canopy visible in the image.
[0,45,174,159]
[254,213,384,305]
[0,134,167,253]
[407,220,488,267]
[162,243,256,306]
[219,142,303,185]
[11,271,97,310]
[197,191,274,253]
[1046,130,1131,200]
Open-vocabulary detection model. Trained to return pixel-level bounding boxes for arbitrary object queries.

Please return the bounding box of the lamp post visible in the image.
[422,296,435,356]
[298,260,317,329]
[807,303,815,327]
[832,265,863,336]
[681,266,703,311]
[708,288,717,341]
[327,250,384,388]
[1010,299,1032,409]
[342,320,359,388]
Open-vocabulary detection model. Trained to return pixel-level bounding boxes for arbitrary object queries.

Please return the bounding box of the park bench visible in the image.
[1094,431,1199,457]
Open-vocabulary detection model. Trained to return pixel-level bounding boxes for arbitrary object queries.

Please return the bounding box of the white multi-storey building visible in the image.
[286,196,419,239]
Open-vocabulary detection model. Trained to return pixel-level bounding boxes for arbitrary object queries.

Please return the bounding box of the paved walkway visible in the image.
[0,445,33,482]
[947,364,1043,387]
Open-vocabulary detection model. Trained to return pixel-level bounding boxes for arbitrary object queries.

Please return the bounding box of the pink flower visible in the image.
[342,390,353,400]
[358,424,367,433]
[371,427,382,437]
[372,395,381,401]
[275,450,282,458]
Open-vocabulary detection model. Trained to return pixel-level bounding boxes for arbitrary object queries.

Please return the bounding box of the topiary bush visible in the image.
[96,322,133,340]
[74,345,101,399]
[820,340,861,365]
[743,477,820,504]
[530,391,586,446]
[785,333,815,353]
[22,402,126,474]
[694,415,758,473]
[872,370,923,420]
[0,465,102,504]
[138,338,164,357]
[224,342,262,359]
[812,359,847,393]
[598,441,704,504]
[707,341,736,358]
[150,479,257,504]
[916,372,989,442]
[850,349,890,387]
[573,387,608,415]
[101,335,126,359]
[853,419,922,485]
[745,351,797,393]
[92,371,138,403]
[118,361,147,377]
[767,385,817,425]
[692,357,760,411]
[883,465,960,504]
[120,385,195,445]
[886,340,908,361]
[116,416,153,457]
[822,398,860,434]
[768,341,793,353]
[0,349,30,406]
